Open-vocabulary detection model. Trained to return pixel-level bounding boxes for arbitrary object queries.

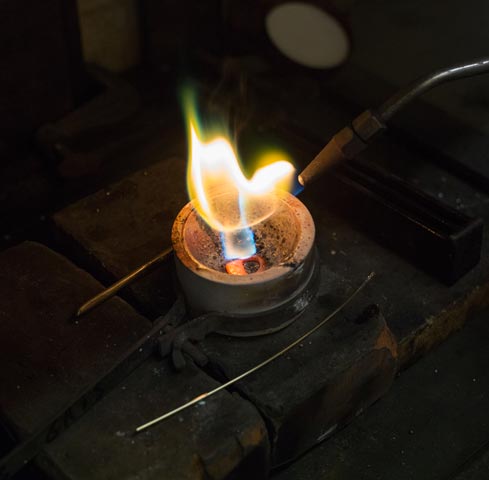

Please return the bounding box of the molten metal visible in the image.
[225,255,266,275]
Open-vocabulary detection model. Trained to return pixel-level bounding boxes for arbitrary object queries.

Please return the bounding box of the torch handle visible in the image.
[298,126,366,187]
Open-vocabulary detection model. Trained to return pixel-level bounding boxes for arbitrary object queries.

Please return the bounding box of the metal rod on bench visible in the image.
[76,247,173,317]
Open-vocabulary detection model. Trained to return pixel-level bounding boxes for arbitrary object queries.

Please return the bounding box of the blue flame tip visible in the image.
[292,175,304,196]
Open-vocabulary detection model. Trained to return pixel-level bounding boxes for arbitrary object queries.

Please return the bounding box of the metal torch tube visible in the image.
[378,57,489,122]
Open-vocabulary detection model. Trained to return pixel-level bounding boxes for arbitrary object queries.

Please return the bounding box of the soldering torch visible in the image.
[298,57,489,187]
[77,57,489,317]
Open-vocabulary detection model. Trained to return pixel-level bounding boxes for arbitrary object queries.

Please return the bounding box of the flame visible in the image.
[184,94,295,260]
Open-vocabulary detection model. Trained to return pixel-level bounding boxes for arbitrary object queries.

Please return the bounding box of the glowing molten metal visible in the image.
[186,114,295,261]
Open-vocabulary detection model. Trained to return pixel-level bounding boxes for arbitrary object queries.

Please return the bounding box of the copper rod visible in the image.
[76,247,173,317]
[134,271,375,433]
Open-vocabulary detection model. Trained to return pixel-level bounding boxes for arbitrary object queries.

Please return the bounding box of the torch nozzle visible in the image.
[298,122,372,188]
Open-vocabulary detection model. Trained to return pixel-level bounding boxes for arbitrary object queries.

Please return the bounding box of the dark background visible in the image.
[1,1,489,478]
[2,0,489,249]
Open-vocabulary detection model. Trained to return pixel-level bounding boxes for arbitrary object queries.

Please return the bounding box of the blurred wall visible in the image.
[77,0,141,72]
[0,0,86,139]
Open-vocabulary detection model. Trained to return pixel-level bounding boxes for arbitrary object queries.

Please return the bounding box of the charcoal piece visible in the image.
[201,296,398,466]
[53,157,188,318]
[0,241,151,438]
[41,357,270,480]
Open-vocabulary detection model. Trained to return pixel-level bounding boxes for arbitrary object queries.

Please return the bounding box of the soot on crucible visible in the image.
[172,191,316,317]
[174,91,316,316]
[180,191,302,274]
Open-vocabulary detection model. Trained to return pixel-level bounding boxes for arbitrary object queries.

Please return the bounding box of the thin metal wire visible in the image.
[135,271,375,433]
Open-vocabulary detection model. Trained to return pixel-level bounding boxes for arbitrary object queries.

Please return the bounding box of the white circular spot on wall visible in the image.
[266,2,350,69]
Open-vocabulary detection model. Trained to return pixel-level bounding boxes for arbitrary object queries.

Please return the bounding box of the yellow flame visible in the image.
[187,122,294,232]
[182,90,295,259]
